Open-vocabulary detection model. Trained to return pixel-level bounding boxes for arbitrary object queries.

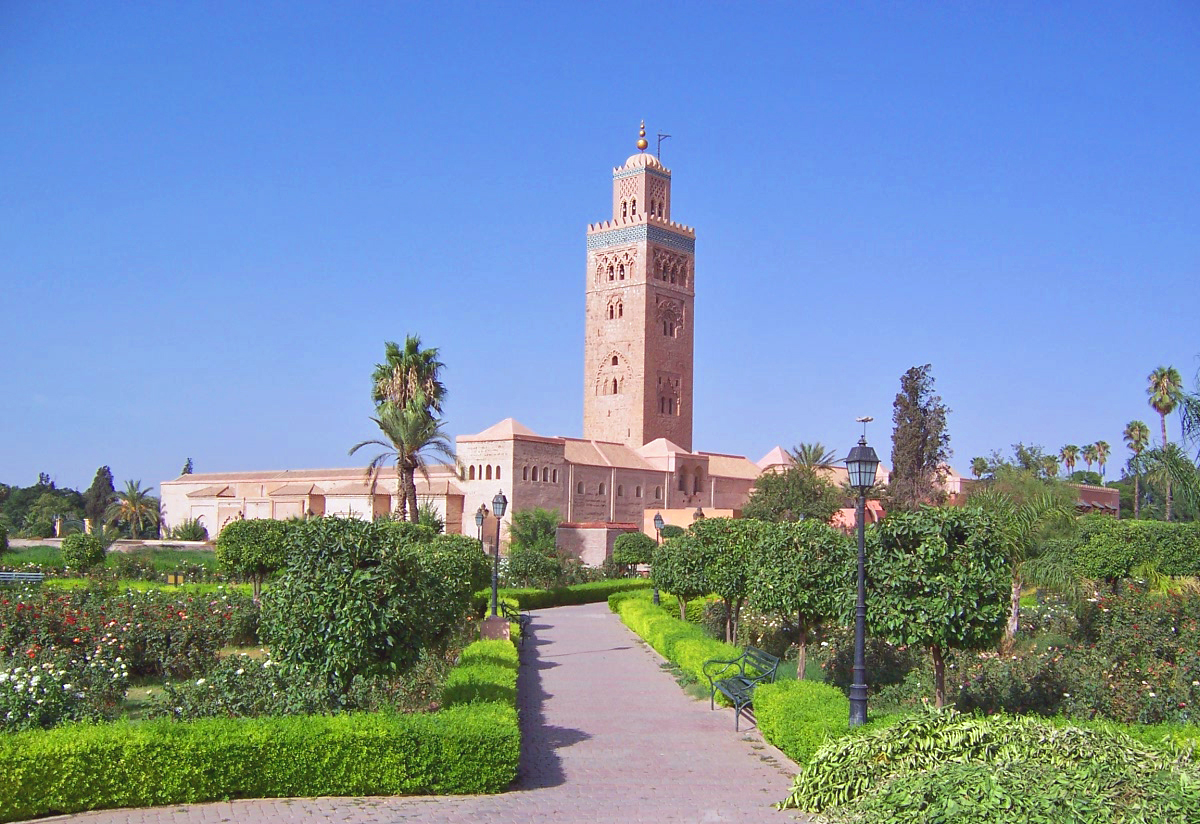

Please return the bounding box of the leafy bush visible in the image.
[0,524,7,557]
[502,545,562,588]
[215,518,291,598]
[0,706,520,820]
[1072,516,1200,583]
[609,592,739,691]
[753,679,849,764]
[659,524,685,539]
[260,517,487,692]
[168,518,209,542]
[778,708,1200,823]
[441,640,518,707]
[0,650,128,732]
[59,534,105,572]
[612,531,656,565]
[507,507,560,554]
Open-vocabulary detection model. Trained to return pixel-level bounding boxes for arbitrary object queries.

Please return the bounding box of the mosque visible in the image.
[160,126,893,560]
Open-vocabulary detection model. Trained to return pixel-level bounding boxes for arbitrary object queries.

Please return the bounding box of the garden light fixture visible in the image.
[844,427,879,727]
[489,491,507,617]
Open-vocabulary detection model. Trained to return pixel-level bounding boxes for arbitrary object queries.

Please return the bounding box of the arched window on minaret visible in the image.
[621,201,628,218]
[608,305,615,320]
[608,265,615,282]
[618,264,624,280]
[631,197,637,214]
[612,378,618,394]
[618,303,623,318]
[611,355,618,366]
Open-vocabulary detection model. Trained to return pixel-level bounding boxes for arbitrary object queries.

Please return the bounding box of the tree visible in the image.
[741,465,843,523]
[1095,441,1110,480]
[104,480,159,539]
[61,532,105,572]
[216,518,291,598]
[507,507,560,554]
[888,364,951,511]
[1131,444,1200,523]
[372,336,446,413]
[868,506,1009,707]
[1041,455,1059,478]
[652,531,711,621]
[349,402,455,522]
[1148,366,1183,520]
[1081,443,1098,476]
[1124,420,1151,519]
[969,481,1077,640]
[690,518,762,642]
[612,531,656,567]
[747,520,854,678]
[181,458,194,475]
[791,442,838,468]
[82,466,116,526]
[1059,444,1079,476]
[970,457,989,479]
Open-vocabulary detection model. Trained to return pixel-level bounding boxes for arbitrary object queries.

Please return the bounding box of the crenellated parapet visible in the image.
[587,215,696,236]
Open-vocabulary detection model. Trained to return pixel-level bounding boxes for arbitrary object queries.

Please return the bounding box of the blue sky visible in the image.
[2,1,1197,493]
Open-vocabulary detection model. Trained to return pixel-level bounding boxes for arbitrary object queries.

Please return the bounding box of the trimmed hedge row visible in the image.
[608,591,739,692]
[474,578,652,612]
[1074,516,1200,580]
[753,680,849,764]
[0,639,521,821]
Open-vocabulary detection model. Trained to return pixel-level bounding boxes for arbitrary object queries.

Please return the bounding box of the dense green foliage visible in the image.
[0,704,519,821]
[778,708,1200,823]
[476,579,651,611]
[0,524,7,557]
[888,364,952,510]
[260,517,488,691]
[441,639,518,707]
[59,533,105,571]
[167,517,209,541]
[1073,515,1200,582]
[868,507,1008,706]
[0,476,85,539]
[81,466,115,527]
[753,679,849,764]
[215,518,291,597]
[609,591,739,692]
[651,529,712,621]
[741,465,843,523]
[507,507,560,554]
[611,531,656,565]
[747,519,854,677]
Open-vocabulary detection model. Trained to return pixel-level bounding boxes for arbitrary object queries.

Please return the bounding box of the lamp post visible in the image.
[844,429,880,728]
[475,503,488,544]
[652,512,665,605]
[490,490,508,618]
[693,506,705,521]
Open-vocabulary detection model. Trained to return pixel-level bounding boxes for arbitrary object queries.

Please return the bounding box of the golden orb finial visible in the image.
[636,120,648,151]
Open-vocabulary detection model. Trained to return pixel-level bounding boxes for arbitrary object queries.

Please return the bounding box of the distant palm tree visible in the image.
[1094,441,1110,480]
[1124,420,1150,518]
[970,457,989,479]
[1131,443,1200,523]
[791,442,838,468]
[1147,366,1183,518]
[350,402,455,522]
[105,480,159,539]
[1060,445,1079,477]
[1041,455,1059,478]
[372,336,446,414]
[1081,444,1098,476]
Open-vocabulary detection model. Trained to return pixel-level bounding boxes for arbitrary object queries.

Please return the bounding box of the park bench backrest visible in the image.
[742,647,780,682]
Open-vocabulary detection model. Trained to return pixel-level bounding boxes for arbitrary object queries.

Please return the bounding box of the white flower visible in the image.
[196,678,206,686]
[235,669,244,676]
[1063,692,1070,698]
[1149,692,1157,698]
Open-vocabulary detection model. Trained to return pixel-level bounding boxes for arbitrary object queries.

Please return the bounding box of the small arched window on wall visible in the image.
[486,465,492,480]
[609,305,615,319]
[552,469,559,483]
[618,264,625,280]
[618,303,623,318]
[599,483,606,495]
[496,466,502,481]
[612,378,618,394]
[617,485,624,497]
[693,471,702,494]
[631,197,636,215]
[522,466,529,481]
[621,201,628,218]
[608,265,615,282]
[469,466,476,480]
[655,486,662,500]
[541,468,549,482]
[577,481,584,494]
[612,355,619,366]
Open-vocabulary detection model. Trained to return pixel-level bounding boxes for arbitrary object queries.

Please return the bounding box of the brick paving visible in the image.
[31,602,807,824]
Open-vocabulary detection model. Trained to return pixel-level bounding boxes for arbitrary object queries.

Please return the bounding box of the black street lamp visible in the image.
[489,490,508,618]
[475,503,488,543]
[845,427,880,728]
[652,512,665,605]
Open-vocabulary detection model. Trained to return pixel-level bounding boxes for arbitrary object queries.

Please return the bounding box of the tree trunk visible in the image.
[724,598,734,643]
[796,613,809,680]
[678,598,687,622]
[1007,575,1022,640]
[1134,474,1140,519]
[1162,413,1173,521]
[931,644,946,709]
[407,468,419,524]
[252,573,262,601]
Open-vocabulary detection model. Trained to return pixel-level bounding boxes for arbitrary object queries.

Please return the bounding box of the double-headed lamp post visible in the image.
[844,431,880,728]
[489,490,508,618]
[652,512,665,605]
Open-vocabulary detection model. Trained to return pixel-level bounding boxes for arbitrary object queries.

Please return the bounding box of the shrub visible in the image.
[260,517,486,691]
[168,518,209,542]
[501,545,562,588]
[215,519,291,598]
[612,532,656,566]
[0,651,128,733]
[441,640,518,708]
[0,707,520,820]
[610,592,739,690]
[778,708,1200,822]
[60,534,105,572]
[754,679,849,764]
[476,579,652,612]
[0,524,7,557]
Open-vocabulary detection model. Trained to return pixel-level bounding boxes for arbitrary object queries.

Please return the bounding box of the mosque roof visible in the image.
[562,438,655,470]
[622,151,665,171]
[756,446,794,469]
[700,453,762,480]
[458,417,561,444]
[636,438,693,458]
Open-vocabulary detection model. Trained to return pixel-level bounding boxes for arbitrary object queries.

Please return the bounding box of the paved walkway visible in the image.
[33,603,807,823]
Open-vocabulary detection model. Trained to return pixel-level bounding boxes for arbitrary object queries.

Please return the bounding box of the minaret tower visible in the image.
[583,123,696,450]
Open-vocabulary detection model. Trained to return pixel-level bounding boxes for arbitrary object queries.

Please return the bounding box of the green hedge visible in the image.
[754,679,849,764]
[474,578,652,612]
[608,591,739,693]
[0,638,520,821]
[1074,516,1200,580]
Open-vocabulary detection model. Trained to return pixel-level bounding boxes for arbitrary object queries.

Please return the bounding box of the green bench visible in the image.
[703,647,781,731]
[500,602,532,644]
[0,571,45,586]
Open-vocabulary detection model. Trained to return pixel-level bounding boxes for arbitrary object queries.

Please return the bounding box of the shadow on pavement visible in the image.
[513,615,590,791]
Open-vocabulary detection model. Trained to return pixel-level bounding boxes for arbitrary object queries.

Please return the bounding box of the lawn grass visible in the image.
[4,545,62,567]
[3,545,218,571]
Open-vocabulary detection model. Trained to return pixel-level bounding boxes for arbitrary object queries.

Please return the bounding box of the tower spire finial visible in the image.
[636,120,648,151]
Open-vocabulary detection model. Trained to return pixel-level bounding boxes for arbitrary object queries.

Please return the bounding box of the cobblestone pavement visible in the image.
[33,602,808,824]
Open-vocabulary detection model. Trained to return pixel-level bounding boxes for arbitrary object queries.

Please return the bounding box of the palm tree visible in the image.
[1094,440,1110,480]
[1081,444,1098,476]
[970,488,1078,641]
[1131,443,1200,522]
[1147,366,1183,519]
[1124,420,1150,518]
[105,480,160,539]
[1041,456,1059,478]
[970,457,989,479]
[372,336,447,414]
[791,442,838,468]
[1060,445,1079,477]
[350,402,455,522]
